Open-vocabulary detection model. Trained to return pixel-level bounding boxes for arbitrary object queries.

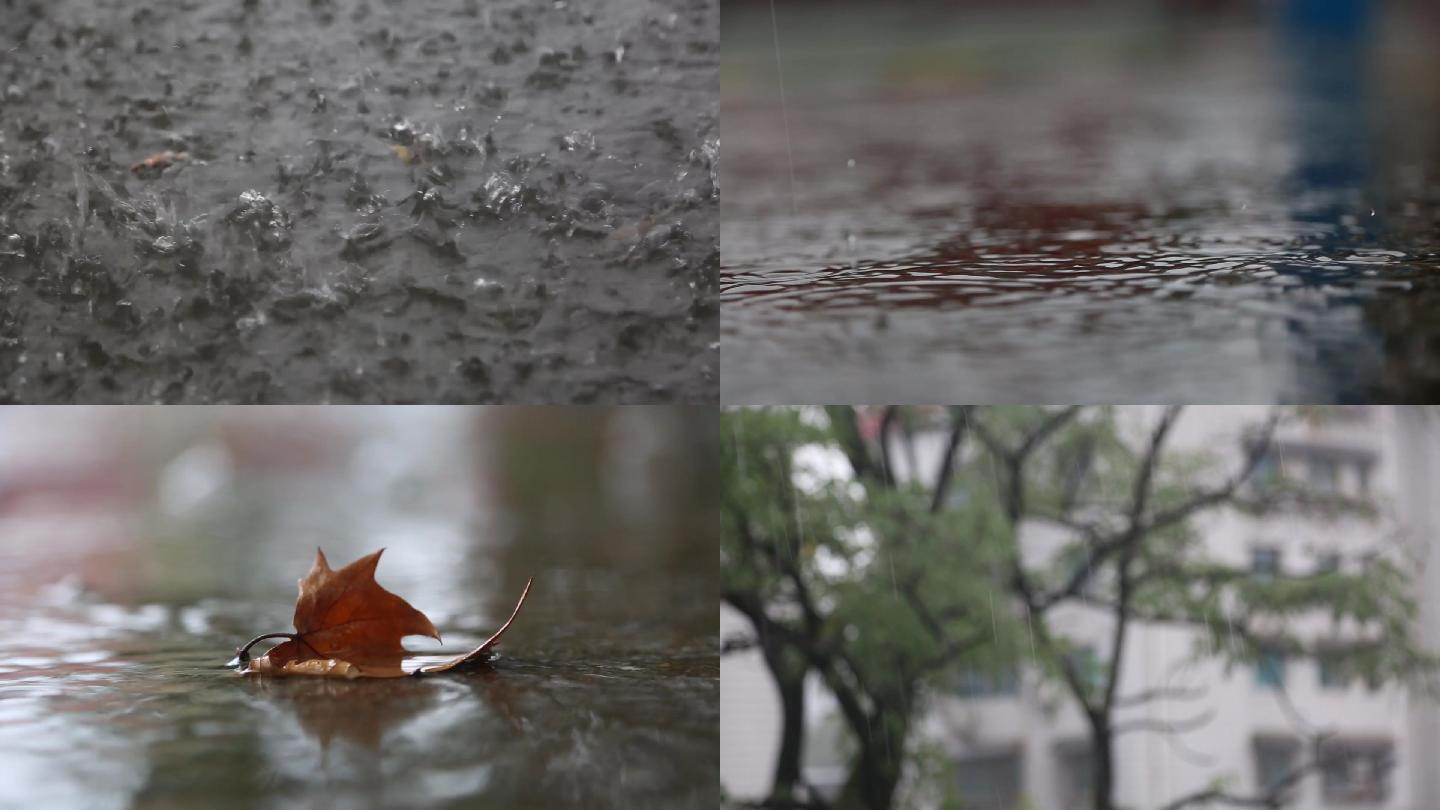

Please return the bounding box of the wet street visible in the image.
[0,408,718,809]
[0,0,718,403]
[722,4,1440,403]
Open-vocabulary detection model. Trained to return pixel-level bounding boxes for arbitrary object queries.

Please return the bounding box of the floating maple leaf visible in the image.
[235,548,533,679]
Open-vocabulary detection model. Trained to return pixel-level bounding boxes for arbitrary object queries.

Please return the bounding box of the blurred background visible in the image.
[722,0,1440,403]
[0,406,717,809]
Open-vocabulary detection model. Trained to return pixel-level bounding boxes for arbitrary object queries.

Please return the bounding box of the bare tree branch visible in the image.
[1103,407,1184,714]
[878,406,899,487]
[1156,732,1359,810]
[1142,411,1282,537]
[930,407,972,514]
[970,406,1081,526]
[826,406,885,487]
[1113,684,1209,708]
[722,634,759,655]
[1113,708,1216,737]
[1020,406,1085,459]
[1033,408,1276,615]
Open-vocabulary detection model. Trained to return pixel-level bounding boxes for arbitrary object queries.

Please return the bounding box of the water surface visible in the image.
[722,5,1440,403]
[1,0,718,402]
[0,408,718,809]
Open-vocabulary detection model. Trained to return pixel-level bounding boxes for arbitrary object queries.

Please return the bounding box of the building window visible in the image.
[1251,547,1281,580]
[1320,741,1392,803]
[1360,552,1383,576]
[956,750,1022,810]
[1250,442,1377,501]
[1251,450,1282,492]
[1256,647,1286,689]
[1056,743,1094,810]
[1308,457,1340,492]
[1318,651,1354,690]
[1254,739,1298,796]
[1313,552,1341,575]
[956,665,1019,699]
[1064,646,1105,695]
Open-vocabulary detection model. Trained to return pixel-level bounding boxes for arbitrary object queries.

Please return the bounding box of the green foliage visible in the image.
[722,407,1022,700]
[900,737,963,810]
[1137,554,1440,691]
[970,406,1434,701]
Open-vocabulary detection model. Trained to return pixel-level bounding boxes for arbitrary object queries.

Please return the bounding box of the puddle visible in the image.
[721,4,1440,402]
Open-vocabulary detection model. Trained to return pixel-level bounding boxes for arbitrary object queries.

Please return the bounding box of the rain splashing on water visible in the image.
[0,0,719,403]
[721,3,1440,403]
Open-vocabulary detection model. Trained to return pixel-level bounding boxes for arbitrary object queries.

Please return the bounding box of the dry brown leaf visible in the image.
[416,576,532,675]
[238,548,532,679]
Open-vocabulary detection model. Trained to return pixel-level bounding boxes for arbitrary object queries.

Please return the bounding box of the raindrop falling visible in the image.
[791,481,804,559]
[988,587,997,644]
[1025,604,1036,663]
[732,419,747,479]
[767,0,797,217]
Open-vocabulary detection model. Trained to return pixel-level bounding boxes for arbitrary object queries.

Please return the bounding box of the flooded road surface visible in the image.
[0,0,718,403]
[0,408,718,808]
[722,4,1440,403]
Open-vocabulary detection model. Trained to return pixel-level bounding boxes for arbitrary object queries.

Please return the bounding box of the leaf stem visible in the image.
[233,632,297,667]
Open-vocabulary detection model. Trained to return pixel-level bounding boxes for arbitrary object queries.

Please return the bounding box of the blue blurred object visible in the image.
[1277,0,1378,241]
[1282,0,1374,36]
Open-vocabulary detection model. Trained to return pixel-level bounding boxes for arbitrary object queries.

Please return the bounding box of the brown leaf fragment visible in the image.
[389,144,418,164]
[417,576,533,675]
[246,656,392,679]
[130,150,188,174]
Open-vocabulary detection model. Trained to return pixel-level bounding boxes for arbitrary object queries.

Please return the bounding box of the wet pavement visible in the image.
[0,0,718,403]
[721,4,1440,403]
[0,407,719,809]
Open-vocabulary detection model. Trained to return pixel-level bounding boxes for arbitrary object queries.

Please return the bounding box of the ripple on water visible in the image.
[0,563,717,808]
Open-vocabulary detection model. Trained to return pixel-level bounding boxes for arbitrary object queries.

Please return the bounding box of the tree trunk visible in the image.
[1091,717,1116,810]
[768,657,808,803]
[833,705,910,810]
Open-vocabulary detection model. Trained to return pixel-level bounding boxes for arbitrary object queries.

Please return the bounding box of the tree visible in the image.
[721,407,1020,810]
[723,406,1438,810]
[962,405,1436,810]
